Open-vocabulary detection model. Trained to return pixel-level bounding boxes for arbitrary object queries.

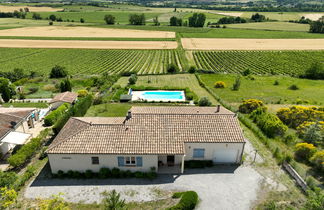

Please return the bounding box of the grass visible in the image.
[225,22,310,32]
[2,102,48,108]
[133,74,218,104]
[198,74,324,105]
[85,103,132,117]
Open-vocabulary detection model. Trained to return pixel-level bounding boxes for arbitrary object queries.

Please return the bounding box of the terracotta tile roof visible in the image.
[50,91,78,104]
[47,106,244,155]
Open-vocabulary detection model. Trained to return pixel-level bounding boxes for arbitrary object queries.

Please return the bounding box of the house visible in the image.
[47,106,245,174]
[49,91,78,110]
[0,108,39,155]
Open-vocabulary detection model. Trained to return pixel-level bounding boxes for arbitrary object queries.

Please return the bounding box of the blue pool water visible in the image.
[141,91,184,100]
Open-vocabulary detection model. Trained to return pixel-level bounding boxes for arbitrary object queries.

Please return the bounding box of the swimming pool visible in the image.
[131,90,186,102]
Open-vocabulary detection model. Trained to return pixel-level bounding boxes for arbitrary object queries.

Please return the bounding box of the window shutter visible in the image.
[136,157,143,167]
[118,157,124,166]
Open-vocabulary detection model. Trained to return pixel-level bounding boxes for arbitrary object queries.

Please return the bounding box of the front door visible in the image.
[167,155,175,166]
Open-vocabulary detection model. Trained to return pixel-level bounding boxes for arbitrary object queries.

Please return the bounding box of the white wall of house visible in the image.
[184,142,245,164]
[15,121,29,133]
[48,154,158,173]
[0,142,15,155]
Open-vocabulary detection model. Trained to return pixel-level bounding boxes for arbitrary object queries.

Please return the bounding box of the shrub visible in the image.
[128,74,138,85]
[232,76,241,91]
[77,89,88,97]
[295,143,317,161]
[104,14,115,24]
[0,171,18,188]
[99,168,111,179]
[27,87,39,95]
[43,84,57,92]
[167,64,179,74]
[239,99,265,114]
[242,69,251,76]
[303,62,324,80]
[273,80,279,85]
[59,78,72,92]
[288,84,299,90]
[277,106,324,129]
[188,66,196,73]
[168,191,198,210]
[310,150,324,172]
[250,108,288,138]
[85,170,93,179]
[44,103,69,126]
[49,65,68,78]
[214,81,226,88]
[111,168,121,178]
[103,190,126,210]
[198,97,211,106]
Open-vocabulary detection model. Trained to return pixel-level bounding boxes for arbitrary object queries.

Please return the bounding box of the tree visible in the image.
[0,77,14,102]
[170,16,182,26]
[104,15,115,25]
[167,64,179,73]
[49,14,56,21]
[251,13,266,22]
[50,65,68,78]
[80,18,85,23]
[198,97,211,106]
[60,78,72,92]
[129,14,145,25]
[103,190,126,210]
[0,187,17,209]
[32,13,41,20]
[303,62,324,80]
[232,76,241,91]
[310,17,324,34]
[188,13,206,27]
[188,66,196,73]
[128,74,137,85]
[153,16,159,26]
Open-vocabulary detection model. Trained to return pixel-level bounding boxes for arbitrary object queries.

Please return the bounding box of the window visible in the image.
[193,149,205,158]
[125,156,136,166]
[91,157,99,165]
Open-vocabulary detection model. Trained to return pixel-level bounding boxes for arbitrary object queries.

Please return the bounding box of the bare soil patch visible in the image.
[0,5,60,12]
[0,26,176,38]
[0,39,177,49]
[302,13,324,21]
[181,38,324,50]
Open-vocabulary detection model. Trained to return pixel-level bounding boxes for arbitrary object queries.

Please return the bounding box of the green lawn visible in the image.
[85,103,132,117]
[198,74,324,105]
[2,102,48,108]
[132,74,218,104]
[225,22,310,32]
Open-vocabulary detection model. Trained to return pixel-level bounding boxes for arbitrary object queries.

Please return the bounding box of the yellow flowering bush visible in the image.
[310,150,324,172]
[295,143,317,160]
[214,81,226,88]
[296,121,324,136]
[277,106,324,128]
[239,99,266,114]
[0,187,17,209]
[77,89,88,97]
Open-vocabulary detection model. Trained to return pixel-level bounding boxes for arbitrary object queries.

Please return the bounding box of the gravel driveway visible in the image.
[25,165,265,210]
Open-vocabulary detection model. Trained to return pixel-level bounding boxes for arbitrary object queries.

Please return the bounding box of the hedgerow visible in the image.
[168,191,198,210]
[44,103,69,126]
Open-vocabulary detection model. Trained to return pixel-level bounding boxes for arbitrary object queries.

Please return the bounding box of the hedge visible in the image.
[53,94,93,133]
[44,103,69,126]
[7,129,50,168]
[53,167,157,180]
[168,191,198,210]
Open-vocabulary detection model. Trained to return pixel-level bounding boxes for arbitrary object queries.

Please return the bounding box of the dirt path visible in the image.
[181,38,324,50]
[0,26,176,38]
[0,39,178,49]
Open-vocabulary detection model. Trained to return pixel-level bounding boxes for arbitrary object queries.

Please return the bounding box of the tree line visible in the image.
[170,13,206,27]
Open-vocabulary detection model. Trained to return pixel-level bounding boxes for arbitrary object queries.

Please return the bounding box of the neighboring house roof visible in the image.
[47,106,245,155]
[0,108,34,139]
[49,91,78,104]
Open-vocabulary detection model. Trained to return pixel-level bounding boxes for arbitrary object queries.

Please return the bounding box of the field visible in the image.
[0,26,175,38]
[0,48,187,75]
[225,22,310,32]
[198,74,324,105]
[119,74,218,104]
[0,5,60,12]
[192,50,324,75]
[182,38,324,50]
[0,39,178,49]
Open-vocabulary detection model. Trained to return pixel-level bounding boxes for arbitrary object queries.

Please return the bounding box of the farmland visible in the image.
[198,74,324,105]
[225,22,310,32]
[192,50,324,75]
[0,48,187,75]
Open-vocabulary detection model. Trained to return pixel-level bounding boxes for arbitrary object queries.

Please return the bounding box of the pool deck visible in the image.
[131,90,186,102]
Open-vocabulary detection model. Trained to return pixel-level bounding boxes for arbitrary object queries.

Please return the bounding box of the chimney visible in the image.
[126,110,132,120]
[216,105,220,113]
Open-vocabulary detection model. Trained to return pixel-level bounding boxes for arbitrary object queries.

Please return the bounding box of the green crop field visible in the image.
[0,48,187,75]
[192,50,324,76]
[198,74,324,105]
[225,22,310,32]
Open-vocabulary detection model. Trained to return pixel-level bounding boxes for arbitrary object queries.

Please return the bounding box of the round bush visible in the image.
[214,81,226,88]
